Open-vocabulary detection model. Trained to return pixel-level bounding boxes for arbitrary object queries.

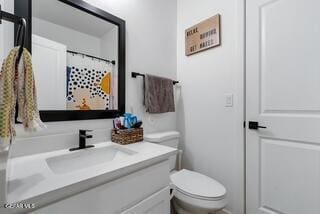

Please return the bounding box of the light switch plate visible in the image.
[225,93,233,107]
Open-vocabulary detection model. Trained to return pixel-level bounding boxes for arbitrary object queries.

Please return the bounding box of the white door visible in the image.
[32,34,67,110]
[246,0,320,213]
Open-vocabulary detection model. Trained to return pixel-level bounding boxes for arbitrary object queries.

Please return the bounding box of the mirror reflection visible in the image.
[32,0,119,111]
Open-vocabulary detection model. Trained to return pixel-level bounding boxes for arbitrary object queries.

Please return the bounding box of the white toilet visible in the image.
[144,131,228,214]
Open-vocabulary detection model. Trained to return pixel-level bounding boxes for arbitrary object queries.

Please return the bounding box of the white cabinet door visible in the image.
[32,34,67,110]
[121,187,170,214]
[246,0,320,213]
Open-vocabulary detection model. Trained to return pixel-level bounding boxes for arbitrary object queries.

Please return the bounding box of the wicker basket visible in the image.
[111,128,143,145]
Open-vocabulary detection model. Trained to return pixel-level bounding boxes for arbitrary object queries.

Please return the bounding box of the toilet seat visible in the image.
[170,169,228,213]
[170,169,227,201]
[175,187,226,201]
[173,187,228,213]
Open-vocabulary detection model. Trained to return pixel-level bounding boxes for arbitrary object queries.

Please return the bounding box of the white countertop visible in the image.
[6,142,177,208]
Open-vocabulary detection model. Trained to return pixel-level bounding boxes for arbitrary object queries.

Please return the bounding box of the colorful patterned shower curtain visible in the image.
[66,52,116,110]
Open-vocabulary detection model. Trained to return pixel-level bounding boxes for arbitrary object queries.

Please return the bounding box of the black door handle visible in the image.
[248,121,267,130]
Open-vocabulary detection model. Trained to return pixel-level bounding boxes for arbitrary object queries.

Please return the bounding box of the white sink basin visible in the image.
[46,145,137,174]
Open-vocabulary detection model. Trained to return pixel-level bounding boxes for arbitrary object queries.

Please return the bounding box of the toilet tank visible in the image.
[144,131,180,171]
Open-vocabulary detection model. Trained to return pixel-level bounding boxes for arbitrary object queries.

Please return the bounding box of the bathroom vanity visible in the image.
[5,142,176,214]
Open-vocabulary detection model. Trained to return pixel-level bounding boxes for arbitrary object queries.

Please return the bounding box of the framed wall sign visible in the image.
[185,14,221,56]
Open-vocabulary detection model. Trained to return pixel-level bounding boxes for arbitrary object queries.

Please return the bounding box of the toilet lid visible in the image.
[170,169,226,200]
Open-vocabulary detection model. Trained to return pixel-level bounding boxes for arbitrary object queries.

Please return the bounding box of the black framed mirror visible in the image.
[14,0,126,122]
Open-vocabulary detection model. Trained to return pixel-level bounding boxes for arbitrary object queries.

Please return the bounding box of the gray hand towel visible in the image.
[144,74,175,113]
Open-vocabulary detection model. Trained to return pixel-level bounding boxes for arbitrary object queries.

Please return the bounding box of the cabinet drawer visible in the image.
[121,187,170,214]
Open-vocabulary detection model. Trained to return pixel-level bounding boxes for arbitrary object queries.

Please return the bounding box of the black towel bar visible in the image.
[131,72,179,85]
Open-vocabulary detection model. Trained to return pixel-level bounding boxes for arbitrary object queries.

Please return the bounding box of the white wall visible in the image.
[32,17,101,57]
[177,0,244,214]
[7,0,177,157]
[100,26,118,62]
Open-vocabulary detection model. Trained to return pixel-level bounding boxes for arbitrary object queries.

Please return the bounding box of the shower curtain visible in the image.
[66,52,117,110]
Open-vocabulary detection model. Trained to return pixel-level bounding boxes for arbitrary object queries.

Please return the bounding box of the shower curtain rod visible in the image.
[67,50,116,65]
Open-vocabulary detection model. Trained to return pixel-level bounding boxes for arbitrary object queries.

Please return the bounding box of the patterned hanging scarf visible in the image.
[0,47,45,151]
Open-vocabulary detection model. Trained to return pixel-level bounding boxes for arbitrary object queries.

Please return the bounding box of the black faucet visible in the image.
[70,130,94,151]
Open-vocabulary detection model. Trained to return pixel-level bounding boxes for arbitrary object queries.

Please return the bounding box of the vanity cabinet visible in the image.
[31,161,171,214]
